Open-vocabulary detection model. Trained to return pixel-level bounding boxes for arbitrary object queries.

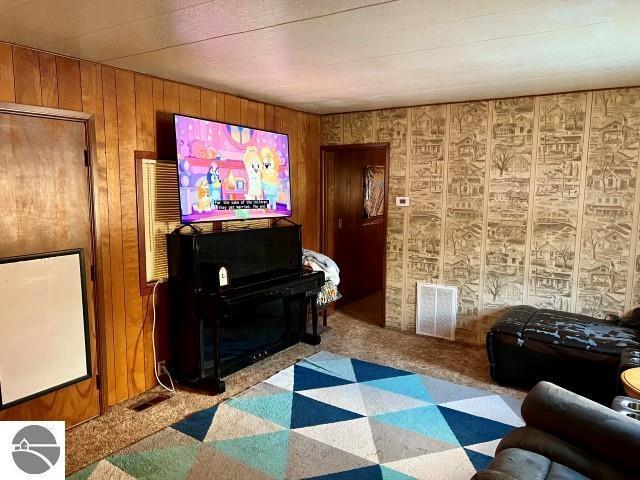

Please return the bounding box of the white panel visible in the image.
[0,252,89,406]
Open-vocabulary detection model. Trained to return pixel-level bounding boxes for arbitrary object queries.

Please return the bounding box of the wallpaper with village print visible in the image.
[375,108,410,329]
[527,93,588,311]
[576,89,640,318]
[443,101,488,342]
[635,228,640,306]
[482,97,535,330]
[321,114,342,145]
[405,105,447,331]
[321,87,640,344]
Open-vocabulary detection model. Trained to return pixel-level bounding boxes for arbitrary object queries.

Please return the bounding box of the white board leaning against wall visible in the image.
[0,250,91,408]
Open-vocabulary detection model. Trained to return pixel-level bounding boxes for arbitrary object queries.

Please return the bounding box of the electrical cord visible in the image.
[152,279,175,392]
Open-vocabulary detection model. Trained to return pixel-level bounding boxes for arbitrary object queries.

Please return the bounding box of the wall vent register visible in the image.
[416,283,457,341]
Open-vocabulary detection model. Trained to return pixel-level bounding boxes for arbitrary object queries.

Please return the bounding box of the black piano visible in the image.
[166,223,324,393]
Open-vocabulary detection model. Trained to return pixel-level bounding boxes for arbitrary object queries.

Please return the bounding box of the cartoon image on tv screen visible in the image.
[175,115,291,222]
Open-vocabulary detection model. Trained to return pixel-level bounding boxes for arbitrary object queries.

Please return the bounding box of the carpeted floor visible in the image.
[338,292,384,326]
[69,352,523,479]
[65,299,524,476]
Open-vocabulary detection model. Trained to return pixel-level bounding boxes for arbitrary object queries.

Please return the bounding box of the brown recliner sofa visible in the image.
[473,382,640,480]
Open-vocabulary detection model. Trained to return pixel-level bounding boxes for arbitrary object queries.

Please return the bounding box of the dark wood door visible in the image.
[0,113,100,426]
[326,146,387,307]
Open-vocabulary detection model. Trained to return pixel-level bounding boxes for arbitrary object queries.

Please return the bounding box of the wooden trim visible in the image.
[321,142,390,151]
[134,150,158,296]
[86,114,108,416]
[0,101,107,417]
[320,142,390,327]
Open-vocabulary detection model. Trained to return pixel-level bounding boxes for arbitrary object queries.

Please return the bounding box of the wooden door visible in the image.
[325,145,387,307]
[0,112,100,426]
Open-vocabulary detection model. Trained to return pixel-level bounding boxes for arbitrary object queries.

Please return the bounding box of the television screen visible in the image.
[174,114,292,223]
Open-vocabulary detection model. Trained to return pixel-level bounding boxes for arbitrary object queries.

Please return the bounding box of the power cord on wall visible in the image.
[152,279,175,392]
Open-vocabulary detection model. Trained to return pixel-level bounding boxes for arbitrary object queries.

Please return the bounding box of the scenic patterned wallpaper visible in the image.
[321,88,640,344]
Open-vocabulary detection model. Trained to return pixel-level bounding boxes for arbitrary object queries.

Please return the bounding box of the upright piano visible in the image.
[166,223,324,393]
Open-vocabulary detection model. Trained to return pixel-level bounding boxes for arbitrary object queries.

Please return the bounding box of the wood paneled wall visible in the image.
[322,89,640,345]
[0,42,321,406]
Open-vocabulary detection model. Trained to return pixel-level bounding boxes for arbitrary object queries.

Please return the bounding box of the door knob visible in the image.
[338,218,343,229]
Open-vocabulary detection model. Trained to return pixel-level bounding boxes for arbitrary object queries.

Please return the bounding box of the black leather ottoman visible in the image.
[486,306,640,404]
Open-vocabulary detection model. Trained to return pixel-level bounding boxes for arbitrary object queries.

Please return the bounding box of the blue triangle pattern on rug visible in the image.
[363,374,433,403]
[307,464,385,479]
[293,364,354,391]
[227,391,293,428]
[465,448,494,472]
[290,392,363,429]
[299,358,358,382]
[374,405,460,446]
[380,465,416,480]
[210,430,291,479]
[438,406,514,446]
[172,405,217,441]
[70,352,522,479]
[350,358,414,382]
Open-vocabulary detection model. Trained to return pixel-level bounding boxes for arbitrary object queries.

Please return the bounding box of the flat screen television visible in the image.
[174,114,292,223]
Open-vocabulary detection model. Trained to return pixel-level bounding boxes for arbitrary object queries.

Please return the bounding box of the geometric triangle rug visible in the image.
[68,352,523,479]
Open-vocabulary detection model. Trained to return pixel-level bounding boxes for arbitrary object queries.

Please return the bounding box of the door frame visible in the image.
[0,101,107,419]
[320,143,390,326]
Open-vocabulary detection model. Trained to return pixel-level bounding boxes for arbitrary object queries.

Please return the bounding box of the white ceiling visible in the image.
[1,0,639,114]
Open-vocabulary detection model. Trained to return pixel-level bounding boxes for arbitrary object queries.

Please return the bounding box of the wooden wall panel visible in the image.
[134,75,154,152]
[2,42,321,407]
[264,104,275,131]
[281,108,299,223]
[243,100,258,128]
[160,81,179,158]
[56,57,81,111]
[307,115,321,250]
[115,70,146,397]
[38,52,58,108]
[257,103,265,129]
[215,92,225,121]
[101,67,129,403]
[0,43,15,102]
[297,112,309,237]
[224,94,241,124]
[200,89,217,120]
[178,84,200,117]
[134,75,156,392]
[13,46,41,105]
[144,77,165,390]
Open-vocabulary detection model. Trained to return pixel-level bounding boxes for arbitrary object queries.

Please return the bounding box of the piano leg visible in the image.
[303,294,321,345]
[210,313,226,394]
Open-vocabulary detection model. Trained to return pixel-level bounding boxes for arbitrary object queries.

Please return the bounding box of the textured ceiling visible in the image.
[1,0,639,114]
